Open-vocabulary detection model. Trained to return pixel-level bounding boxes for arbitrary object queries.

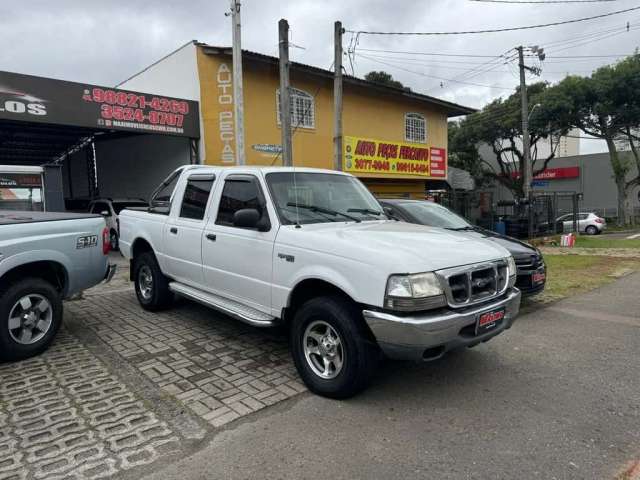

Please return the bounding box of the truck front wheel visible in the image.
[290,295,379,399]
[134,252,173,311]
[0,278,62,361]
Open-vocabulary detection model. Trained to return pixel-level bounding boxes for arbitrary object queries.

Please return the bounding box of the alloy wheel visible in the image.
[138,265,154,300]
[303,320,345,379]
[8,294,53,345]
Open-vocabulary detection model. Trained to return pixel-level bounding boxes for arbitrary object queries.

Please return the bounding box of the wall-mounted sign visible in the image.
[0,173,42,188]
[511,166,580,181]
[252,144,282,154]
[0,70,200,138]
[533,166,580,180]
[343,136,446,178]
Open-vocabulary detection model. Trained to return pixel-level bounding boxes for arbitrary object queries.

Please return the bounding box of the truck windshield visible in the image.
[266,172,384,225]
[400,202,471,229]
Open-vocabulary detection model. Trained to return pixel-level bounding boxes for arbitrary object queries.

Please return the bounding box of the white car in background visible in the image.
[88,198,148,249]
[556,212,606,235]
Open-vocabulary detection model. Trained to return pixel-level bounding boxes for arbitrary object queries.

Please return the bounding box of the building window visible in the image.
[405,113,426,143]
[276,88,315,129]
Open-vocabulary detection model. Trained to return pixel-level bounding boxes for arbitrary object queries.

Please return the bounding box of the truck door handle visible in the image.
[170,227,178,234]
[206,233,216,242]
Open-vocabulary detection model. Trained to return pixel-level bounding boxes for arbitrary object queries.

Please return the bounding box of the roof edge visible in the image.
[197,43,476,117]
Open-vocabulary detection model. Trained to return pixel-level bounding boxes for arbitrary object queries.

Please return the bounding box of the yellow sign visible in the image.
[343,136,447,178]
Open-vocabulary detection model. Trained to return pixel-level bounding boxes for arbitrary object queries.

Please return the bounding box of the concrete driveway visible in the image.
[142,273,640,480]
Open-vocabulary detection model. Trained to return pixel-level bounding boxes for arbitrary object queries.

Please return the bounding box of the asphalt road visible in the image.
[140,273,640,480]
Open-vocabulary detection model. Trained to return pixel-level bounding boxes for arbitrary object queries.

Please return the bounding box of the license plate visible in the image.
[532,270,546,284]
[476,308,505,335]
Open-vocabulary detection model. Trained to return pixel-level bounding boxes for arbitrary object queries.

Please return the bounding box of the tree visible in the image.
[456,82,568,198]
[550,54,640,225]
[364,71,410,91]
[448,120,489,187]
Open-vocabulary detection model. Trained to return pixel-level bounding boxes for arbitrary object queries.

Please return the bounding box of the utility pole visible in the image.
[278,19,293,166]
[517,46,532,199]
[333,21,344,171]
[230,0,246,165]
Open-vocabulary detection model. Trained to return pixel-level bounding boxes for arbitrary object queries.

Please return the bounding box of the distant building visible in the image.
[485,152,640,219]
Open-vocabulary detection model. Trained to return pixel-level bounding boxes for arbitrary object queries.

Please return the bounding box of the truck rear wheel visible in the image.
[0,278,62,361]
[290,295,379,399]
[134,252,173,311]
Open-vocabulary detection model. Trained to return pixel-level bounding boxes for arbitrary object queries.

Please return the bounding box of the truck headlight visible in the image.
[385,273,446,311]
[506,256,517,288]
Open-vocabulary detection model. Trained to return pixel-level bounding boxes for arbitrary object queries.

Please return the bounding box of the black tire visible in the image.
[290,295,379,399]
[0,278,62,362]
[133,251,173,311]
[586,225,598,235]
[110,229,119,251]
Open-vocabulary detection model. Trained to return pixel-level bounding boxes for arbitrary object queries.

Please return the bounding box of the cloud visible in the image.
[2,0,637,153]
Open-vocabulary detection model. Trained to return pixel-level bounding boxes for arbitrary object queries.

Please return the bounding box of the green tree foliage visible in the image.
[451,82,568,198]
[550,54,640,225]
[364,71,410,91]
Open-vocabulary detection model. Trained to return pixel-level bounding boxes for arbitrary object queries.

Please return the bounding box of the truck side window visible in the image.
[180,178,214,220]
[216,177,268,228]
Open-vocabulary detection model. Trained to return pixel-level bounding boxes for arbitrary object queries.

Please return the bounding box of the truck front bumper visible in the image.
[362,288,521,362]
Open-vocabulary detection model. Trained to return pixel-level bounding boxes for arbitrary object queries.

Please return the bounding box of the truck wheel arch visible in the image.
[283,279,358,323]
[0,261,68,296]
[131,238,154,259]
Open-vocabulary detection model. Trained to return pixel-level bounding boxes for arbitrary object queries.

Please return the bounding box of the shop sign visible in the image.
[534,166,579,180]
[343,136,446,178]
[216,63,235,164]
[511,166,580,180]
[0,173,42,188]
[0,70,199,138]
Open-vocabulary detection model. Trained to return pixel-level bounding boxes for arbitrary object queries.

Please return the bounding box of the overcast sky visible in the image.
[2,0,639,153]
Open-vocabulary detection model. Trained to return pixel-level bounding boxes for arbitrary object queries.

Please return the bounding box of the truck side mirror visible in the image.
[383,206,398,220]
[233,208,260,229]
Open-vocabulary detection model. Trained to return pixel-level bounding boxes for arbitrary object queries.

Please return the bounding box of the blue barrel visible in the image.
[494,220,506,235]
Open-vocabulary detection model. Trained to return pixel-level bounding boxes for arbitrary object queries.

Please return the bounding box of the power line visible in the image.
[356,53,515,90]
[356,47,633,59]
[346,5,640,35]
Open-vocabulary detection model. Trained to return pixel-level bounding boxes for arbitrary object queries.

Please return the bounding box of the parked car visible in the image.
[555,212,605,235]
[119,166,522,399]
[380,199,546,295]
[88,198,148,250]
[0,211,115,361]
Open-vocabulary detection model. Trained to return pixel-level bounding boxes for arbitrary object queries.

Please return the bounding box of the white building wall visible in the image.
[116,41,205,161]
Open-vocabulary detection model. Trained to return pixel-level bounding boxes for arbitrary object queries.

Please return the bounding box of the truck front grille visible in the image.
[437,260,509,308]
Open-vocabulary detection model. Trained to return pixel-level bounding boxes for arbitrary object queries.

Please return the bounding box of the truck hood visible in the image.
[276,220,511,273]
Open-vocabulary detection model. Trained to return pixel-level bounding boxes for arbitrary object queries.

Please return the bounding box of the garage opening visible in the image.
[0,70,200,213]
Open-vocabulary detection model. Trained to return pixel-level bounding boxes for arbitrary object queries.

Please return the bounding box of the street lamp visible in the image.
[528,103,542,120]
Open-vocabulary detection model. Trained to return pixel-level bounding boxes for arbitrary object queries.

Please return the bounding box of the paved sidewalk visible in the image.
[142,273,640,480]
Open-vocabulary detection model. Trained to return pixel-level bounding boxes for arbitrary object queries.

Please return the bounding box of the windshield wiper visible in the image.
[446,226,477,231]
[287,203,361,223]
[347,208,383,216]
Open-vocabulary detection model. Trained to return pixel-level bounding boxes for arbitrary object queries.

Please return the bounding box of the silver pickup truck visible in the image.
[0,211,115,361]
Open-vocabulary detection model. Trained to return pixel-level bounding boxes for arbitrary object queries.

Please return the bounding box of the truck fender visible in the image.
[0,250,72,294]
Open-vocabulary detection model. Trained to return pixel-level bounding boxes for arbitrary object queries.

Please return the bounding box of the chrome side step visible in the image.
[168,282,276,327]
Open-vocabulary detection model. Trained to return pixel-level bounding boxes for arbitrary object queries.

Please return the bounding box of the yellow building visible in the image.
[119,41,475,198]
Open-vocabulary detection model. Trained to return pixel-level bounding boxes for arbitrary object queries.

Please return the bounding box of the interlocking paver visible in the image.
[66,290,305,427]
[0,331,180,480]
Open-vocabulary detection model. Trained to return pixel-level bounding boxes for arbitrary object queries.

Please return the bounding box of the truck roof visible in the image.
[0,211,100,225]
[179,165,352,176]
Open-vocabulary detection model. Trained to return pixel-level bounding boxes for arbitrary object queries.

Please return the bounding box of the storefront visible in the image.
[0,70,200,210]
[119,41,475,198]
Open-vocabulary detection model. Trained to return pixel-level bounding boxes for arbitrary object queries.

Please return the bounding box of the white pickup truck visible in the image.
[119,166,521,398]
